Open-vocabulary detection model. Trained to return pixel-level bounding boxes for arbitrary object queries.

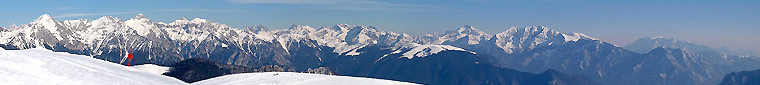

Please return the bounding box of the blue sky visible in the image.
[0,0,758,51]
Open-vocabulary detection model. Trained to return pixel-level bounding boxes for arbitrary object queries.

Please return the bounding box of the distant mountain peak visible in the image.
[245,25,269,32]
[562,32,596,42]
[28,14,64,40]
[624,37,712,53]
[288,25,315,31]
[95,16,120,22]
[284,25,316,34]
[332,24,352,32]
[178,17,188,20]
[32,14,60,27]
[190,18,208,23]
[625,37,758,56]
[650,36,665,39]
[134,13,147,19]
[429,25,492,45]
[452,25,488,36]
[169,17,191,25]
[490,26,598,53]
[33,14,55,23]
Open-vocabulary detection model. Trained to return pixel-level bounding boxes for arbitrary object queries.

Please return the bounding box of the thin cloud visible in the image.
[226,0,434,11]
[228,0,373,4]
[56,7,75,10]
[228,0,429,6]
[54,12,134,18]
[158,9,246,12]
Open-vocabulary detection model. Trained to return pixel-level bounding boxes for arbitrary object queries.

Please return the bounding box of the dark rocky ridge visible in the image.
[164,58,336,83]
[720,69,760,85]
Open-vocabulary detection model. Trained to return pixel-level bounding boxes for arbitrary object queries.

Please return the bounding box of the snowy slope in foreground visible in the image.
[130,64,171,75]
[0,48,186,85]
[0,48,416,85]
[192,72,419,85]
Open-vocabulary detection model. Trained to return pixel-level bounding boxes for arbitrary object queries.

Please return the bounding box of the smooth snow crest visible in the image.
[562,32,596,42]
[399,44,473,59]
[130,64,171,75]
[191,72,419,85]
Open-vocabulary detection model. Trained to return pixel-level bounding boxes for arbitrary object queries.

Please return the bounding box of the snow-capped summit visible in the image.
[302,24,413,55]
[169,17,191,25]
[191,18,209,23]
[272,24,441,57]
[415,25,597,54]
[491,26,596,53]
[454,25,488,36]
[287,25,316,34]
[134,13,147,19]
[92,16,121,26]
[33,14,57,24]
[332,24,353,32]
[31,14,62,37]
[562,32,596,42]
[125,14,157,36]
[437,25,492,45]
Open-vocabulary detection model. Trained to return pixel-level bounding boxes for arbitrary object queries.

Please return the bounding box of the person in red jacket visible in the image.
[127,53,133,66]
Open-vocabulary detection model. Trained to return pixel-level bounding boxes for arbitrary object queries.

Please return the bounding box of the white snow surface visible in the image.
[398,44,473,59]
[192,72,419,85]
[0,14,602,61]
[562,32,596,42]
[491,26,596,53]
[0,47,186,85]
[124,13,155,37]
[434,25,492,45]
[0,47,416,85]
[130,64,171,75]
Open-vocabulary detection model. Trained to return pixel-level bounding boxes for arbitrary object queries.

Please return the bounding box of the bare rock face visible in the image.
[305,67,336,75]
[720,69,760,85]
[255,65,285,72]
[163,58,256,83]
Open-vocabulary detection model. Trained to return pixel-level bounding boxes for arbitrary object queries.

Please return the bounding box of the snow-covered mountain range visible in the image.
[0,14,480,66]
[2,14,758,85]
